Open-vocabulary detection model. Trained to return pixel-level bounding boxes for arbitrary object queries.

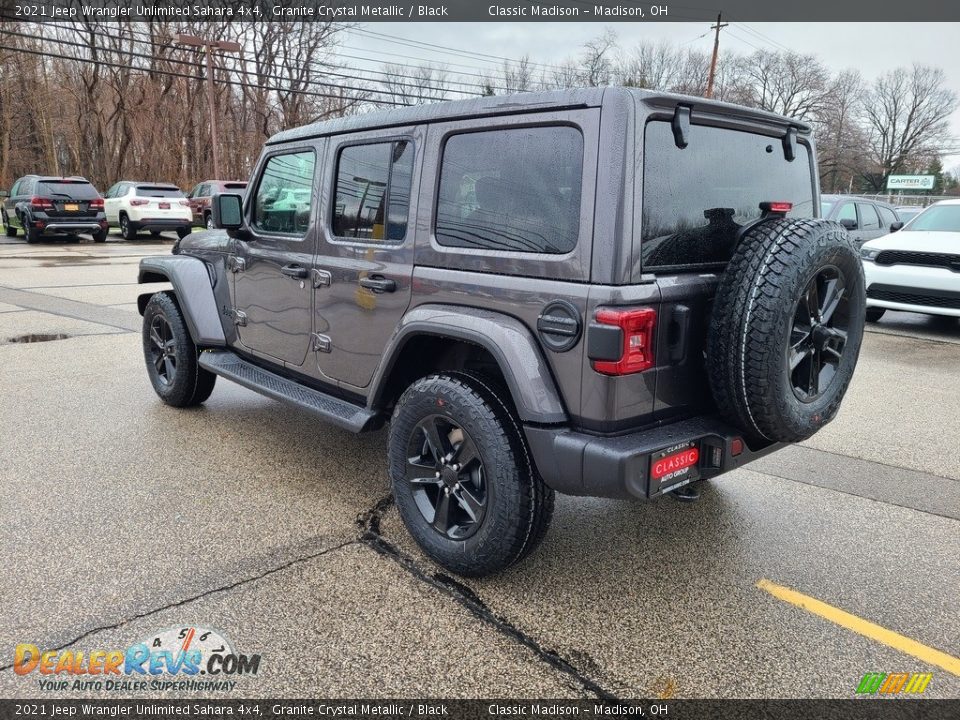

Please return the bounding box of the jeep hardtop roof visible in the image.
[266,87,811,146]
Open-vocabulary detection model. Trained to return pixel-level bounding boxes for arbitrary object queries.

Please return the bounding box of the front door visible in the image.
[232,146,319,367]
[313,130,419,389]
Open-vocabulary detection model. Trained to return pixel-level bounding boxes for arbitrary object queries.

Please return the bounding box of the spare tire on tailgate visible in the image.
[707,218,865,443]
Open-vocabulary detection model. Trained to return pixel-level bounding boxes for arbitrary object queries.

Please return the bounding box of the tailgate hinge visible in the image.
[227,308,247,327]
[227,256,246,273]
[311,333,332,353]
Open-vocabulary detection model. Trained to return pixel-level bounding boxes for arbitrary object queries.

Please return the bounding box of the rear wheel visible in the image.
[176,227,191,239]
[119,213,137,241]
[92,228,107,243]
[388,372,553,577]
[865,307,886,322]
[22,216,40,244]
[707,219,865,443]
[142,292,217,407]
[205,213,214,230]
[150,231,162,238]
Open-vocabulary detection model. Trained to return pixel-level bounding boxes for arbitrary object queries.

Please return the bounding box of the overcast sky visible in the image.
[346,22,960,167]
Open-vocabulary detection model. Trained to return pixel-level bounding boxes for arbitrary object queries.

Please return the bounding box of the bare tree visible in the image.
[501,54,535,93]
[379,62,450,105]
[580,29,618,87]
[740,50,832,119]
[614,41,677,89]
[860,65,958,191]
[815,70,868,193]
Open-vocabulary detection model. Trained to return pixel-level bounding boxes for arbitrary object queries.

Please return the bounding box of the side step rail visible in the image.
[199,350,380,433]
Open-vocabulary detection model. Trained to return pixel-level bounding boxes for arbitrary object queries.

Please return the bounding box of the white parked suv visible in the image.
[861,199,960,321]
[103,182,193,240]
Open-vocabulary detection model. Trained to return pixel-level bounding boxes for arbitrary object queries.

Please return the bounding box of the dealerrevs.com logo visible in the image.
[14,626,260,692]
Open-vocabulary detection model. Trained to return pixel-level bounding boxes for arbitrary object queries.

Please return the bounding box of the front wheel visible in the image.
[142,292,217,407]
[388,372,554,577]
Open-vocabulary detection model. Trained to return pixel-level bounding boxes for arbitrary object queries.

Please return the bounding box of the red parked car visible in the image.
[186,180,248,229]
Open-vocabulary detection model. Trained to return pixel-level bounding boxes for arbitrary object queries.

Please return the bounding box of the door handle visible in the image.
[358,275,397,293]
[281,264,309,279]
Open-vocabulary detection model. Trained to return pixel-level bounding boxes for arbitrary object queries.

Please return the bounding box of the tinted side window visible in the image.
[641,121,814,270]
[252,151,316,236]
[435,126,583,254]
[333,140,413,242]
[836,203,857,222]
[858,203,880,230]
[877,206,897,227]
[10,180,21,196]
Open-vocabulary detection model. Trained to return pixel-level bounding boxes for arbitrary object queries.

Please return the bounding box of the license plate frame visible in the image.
[650,440,701,492]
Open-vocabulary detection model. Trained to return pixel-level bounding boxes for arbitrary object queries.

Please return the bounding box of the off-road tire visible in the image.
[389,372,554,577]
[865,307,886,322]
[142,292,217,407]
[119,213,137,241]
[707,218,865,443]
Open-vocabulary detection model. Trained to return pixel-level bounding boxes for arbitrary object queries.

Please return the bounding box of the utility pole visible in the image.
[174,34,242,179]
[705,13,728,99]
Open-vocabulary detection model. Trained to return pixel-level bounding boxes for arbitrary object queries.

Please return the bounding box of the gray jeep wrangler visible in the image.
[138,88,864,577]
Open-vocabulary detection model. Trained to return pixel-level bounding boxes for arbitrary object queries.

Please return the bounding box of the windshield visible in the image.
[902,205,960,232]
[136,186,184,198]
[37,181,99,200]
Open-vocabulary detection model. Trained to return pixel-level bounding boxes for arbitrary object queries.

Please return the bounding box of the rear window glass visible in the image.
[136,186,184,198]
[435,126,583,254]
[641,121,814,271]
[37,181,99,200]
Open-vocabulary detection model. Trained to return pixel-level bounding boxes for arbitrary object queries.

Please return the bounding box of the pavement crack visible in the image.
[0,539,358,673]
[356,494,620,701]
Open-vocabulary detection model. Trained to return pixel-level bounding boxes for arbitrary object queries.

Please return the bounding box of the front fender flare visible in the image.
[370,304,568,425]
[137,255,226,347]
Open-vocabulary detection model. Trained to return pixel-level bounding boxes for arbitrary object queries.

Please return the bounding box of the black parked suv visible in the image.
[137,89,866,576]
[2,175,108,243]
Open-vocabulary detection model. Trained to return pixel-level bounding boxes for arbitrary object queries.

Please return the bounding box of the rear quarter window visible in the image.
[435,125,583,254]
[641,121,814,272]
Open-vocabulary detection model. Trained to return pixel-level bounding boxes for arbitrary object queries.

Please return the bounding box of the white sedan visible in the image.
[860,199,960,321]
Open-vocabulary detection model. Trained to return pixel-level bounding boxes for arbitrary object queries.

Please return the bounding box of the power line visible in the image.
[0,42,410,107]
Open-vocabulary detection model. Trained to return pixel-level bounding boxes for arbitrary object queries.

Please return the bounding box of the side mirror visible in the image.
[890,221,904,232]
[839,218,858,231]
[211,193,244,231]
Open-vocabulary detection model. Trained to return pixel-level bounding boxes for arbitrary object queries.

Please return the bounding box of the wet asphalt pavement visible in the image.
[0,234,957,700]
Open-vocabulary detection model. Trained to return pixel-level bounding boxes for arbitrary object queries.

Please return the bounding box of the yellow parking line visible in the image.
[757,578,960,677]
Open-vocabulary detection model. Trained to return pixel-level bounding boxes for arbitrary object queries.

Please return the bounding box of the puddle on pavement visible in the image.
[5,333,71,344]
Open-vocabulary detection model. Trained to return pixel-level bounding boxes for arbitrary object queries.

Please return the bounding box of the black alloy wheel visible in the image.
[148,313,178,387]
[406,414,486,540]
[788,265,850,402]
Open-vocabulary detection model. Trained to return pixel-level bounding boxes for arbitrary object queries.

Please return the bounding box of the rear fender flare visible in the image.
[371,304,568,424]
[137,255,226,347]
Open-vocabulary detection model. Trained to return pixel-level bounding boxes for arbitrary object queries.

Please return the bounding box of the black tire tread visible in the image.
[707,218,864,442]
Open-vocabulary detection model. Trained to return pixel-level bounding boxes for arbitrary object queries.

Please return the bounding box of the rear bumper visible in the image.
[525,416,783,500]
[129,218,192,231]
[36,221,104,234]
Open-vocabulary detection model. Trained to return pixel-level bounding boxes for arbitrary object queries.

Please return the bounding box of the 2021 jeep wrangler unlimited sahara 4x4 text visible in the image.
[137,88,865,577]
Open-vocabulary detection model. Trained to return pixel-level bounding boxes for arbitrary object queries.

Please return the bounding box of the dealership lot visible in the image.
[0,234,958,699]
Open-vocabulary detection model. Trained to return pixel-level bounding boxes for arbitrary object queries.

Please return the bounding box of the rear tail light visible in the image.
[30,196,53,210]
[89,198,104,210]
[179,200,190,207]
[130,199,149,207]
[592,307,657,375]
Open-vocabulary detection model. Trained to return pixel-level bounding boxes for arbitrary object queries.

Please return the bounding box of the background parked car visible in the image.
[895,206,924,224]
[1,175,107,243]
[861,199,960,321]
[103,182,193,240]
[187,180,248,229]
[821,194,900,246]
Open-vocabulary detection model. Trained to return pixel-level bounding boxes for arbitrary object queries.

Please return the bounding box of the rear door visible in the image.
[856,202,884,244]
[103,183,125,224]
[312,128,419,390]
[638,118,817,420]
[232,146,320,367]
